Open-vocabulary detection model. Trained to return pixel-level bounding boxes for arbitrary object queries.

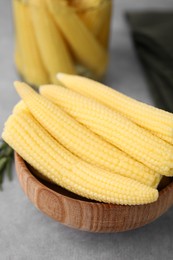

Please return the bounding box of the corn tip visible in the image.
[14,80,22,89]
[39,84,57,93]
[39,84,48,93]
[14,81,29,93]
[56,72,67,80]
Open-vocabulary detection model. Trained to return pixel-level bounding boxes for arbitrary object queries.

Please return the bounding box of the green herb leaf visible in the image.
[6,157,13,181]
[0,157,8,190]
[0,140,14,190]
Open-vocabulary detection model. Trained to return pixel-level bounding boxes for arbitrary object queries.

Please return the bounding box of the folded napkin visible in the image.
[126,11,173,112]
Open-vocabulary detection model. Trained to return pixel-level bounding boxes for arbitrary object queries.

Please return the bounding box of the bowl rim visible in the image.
[15,152,173,232]
[15,152,173,208]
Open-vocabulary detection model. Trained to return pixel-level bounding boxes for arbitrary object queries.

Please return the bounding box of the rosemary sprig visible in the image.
[0,140,14,190]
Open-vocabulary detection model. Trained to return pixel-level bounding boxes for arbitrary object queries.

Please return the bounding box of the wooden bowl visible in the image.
[15,153,173,233]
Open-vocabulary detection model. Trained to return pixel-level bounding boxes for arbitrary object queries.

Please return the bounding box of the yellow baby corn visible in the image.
[29,0,75,84]
[40,83,173,176]
[77,8,105,38]
[57,73,173,144]
[14,82,160,187]
[70,0,103,9]
[46,0,108,77]
[12,100,28,114]
[2,106,158,205]
[70,0,112,48]
[71,0,109,37]
[13,0,49,86]
[98,1,112,48]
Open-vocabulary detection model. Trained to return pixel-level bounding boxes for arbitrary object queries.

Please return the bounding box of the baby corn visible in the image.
[29,0,75,83]
[77,0,112,48]
[2,105,158,205]
[14,82,160,187]
[40,83,173,176]
[98,1,112,48]
[13,0,49,86]
[46,0,108,77]
[70,0,103,9]
[57,73,173,144]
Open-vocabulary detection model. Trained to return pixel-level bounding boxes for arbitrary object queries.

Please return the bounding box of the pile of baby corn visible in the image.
[2,73,173,205]
[14,0,111,86]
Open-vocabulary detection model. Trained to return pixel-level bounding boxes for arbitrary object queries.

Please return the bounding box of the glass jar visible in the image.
[13,0,112,87]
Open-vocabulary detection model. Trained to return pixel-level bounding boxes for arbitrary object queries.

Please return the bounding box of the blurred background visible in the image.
[0,0,173,259]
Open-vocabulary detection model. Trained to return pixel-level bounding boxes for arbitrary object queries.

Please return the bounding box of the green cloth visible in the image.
[126,11,173,112]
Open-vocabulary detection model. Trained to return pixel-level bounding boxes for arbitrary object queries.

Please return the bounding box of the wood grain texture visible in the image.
[15,153,173,233]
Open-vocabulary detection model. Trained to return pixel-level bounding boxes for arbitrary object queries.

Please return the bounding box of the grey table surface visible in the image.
[1,0,173,259]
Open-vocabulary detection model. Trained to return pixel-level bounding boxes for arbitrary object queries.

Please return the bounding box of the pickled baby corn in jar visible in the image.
[13,0,112,87]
